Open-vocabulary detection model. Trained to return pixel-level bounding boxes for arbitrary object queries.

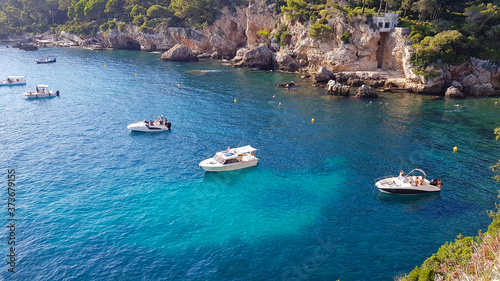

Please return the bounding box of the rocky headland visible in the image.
[13,2,500,98]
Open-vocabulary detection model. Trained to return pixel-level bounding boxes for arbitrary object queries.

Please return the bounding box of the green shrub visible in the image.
[117,22,126,32]
[308,23,332,41]
[280,31,291,47]
[257,29,270,38]
[341,31,352,43]
[132,15,147,26]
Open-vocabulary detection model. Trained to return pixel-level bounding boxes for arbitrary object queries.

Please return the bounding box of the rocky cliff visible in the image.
[59,2,498,96]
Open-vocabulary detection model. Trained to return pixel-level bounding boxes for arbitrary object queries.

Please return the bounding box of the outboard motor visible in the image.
[166,122,172,129]
[429,179,438,186]
[55,90,60,96]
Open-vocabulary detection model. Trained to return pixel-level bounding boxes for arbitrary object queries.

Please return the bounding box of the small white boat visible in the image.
[127,119,171,132]
[374,169,442,195]
[23,85,59,98]
[0,76,26,86]
[36,56,56,64]
[199,145,259,172]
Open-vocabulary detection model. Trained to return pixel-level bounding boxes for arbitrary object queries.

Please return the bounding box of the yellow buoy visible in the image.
[178,84,180,88]
[135,73,137,76]
[104,64,106,67]
[311,118,315,123]
[234,99,237,103]
[453,146,458,153]
[87,58,89,60]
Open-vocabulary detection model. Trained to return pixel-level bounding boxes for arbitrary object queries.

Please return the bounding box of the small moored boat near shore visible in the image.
[374,169,442,195]
[23,85,59,98]
[0,76,26,86]
[36,56,56,64]
[127,115,171,132]
[199,145,259,172]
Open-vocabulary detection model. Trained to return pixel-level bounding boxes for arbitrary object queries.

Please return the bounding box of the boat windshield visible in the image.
[214,154,225,164]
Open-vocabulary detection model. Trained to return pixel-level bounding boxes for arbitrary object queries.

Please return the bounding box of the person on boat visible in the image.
[164,119,168,126]
[419,177,425,186]
[437,179,443,188]
[7,78,11,83]
[398,170,407,182]
[412,176,418,186]
[149,120,153,126]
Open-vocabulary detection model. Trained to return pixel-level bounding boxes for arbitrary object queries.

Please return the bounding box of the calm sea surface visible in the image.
[1,45,500,280]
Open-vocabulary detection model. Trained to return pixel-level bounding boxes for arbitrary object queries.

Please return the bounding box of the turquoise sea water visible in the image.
[1,45,500,280]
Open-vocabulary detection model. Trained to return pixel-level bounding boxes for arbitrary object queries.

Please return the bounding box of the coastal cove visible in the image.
[1,46,500,280]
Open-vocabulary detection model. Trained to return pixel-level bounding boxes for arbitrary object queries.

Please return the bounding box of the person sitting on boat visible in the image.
[164,119,168,126]
[7,78,11,83]
[419,176,425,186]
[412,176,418,186]
[149,120,153,126]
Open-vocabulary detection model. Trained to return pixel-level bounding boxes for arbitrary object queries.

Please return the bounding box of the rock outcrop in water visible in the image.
[160,44,199,61]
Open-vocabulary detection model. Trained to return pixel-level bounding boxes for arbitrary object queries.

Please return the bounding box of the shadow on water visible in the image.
[201,166,259,183]
[375,191,441,205]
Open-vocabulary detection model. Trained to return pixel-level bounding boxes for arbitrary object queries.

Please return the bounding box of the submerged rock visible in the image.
[160,44,199,62]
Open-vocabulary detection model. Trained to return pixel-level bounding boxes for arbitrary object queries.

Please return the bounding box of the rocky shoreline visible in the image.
[4,2,499,98]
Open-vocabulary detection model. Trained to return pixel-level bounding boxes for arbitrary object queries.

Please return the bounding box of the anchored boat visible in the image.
[36,56,56,64]
[127,116,171,132]
[0,76,26,86]
[23,85,59,98]
[199,145,259,172]
[374,169,442,195]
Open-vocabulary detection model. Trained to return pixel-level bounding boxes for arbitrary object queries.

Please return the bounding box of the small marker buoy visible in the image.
[234,99,237,103]
[104,64,106,67]
[87,58,89,60]
[178,84,180,88]
[453,146,458,153]
[135,73,137,76]
[311,118,315,123]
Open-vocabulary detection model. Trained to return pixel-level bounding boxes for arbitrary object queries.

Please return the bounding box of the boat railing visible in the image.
[374,175,394,183]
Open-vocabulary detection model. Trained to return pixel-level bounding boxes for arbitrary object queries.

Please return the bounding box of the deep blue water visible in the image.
[1,45,500,280]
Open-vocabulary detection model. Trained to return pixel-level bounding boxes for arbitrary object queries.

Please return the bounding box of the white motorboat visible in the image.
[23,85,59,98]
[374,169,442,195]
[0,76,26,86]
[199,145,259,172]
[127,119,171,132]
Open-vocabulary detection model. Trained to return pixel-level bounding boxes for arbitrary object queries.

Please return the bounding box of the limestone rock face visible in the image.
[160,44,199,61]
[273,52,299,72]
[445,86,465,98]
[406,58,500,95]
[326,80,350,96]
[314,66,335,83]
[355,85,378,98]
[466,84,497,96]
[232,45,273,69]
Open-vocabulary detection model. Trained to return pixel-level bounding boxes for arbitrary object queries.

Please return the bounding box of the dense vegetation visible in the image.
[0,0,499,67]
[399,128,500,281]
